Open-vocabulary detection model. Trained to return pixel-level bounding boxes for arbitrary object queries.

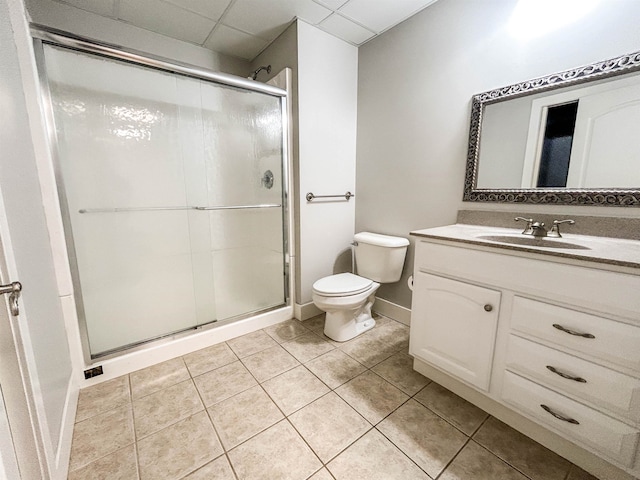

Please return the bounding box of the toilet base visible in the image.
[323,296,376,342]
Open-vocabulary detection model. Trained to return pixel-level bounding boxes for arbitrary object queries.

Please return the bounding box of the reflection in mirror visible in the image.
[465,49,640,206]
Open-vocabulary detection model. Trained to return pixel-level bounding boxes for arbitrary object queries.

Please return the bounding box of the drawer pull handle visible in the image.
[540,404,580,425]
[546,365,587,383]
[552,324,595,339]
[484,304,493,312]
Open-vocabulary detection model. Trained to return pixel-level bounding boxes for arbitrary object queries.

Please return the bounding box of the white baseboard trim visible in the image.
[82,306,293,386]
[294,302,323,321]
[373,297,411,326]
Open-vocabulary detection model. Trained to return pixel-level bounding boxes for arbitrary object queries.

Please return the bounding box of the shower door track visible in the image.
[31,25,292,365]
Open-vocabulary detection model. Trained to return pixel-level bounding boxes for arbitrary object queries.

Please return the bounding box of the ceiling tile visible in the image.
[204,25,269,61]
[223,0,332,40]
[339,0,436,33]
[59,0,116,17]
[313,0,349,9]
[163,0,232,20]
[319,13,375,45]
[118,0,216,44]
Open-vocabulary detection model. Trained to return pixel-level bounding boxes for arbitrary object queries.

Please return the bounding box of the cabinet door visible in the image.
[410,272,500,391]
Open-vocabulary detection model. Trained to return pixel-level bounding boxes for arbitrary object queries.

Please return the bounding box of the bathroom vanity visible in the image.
[409,223,640,479]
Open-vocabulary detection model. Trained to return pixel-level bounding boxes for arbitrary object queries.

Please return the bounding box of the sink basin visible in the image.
[476,234,591,250]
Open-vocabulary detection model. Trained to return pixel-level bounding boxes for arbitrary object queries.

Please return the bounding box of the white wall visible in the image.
[25,0,249,76]
[297,21,358,304]
[1,0,75,476]
[253,21,358,312]
[356,0,640,309]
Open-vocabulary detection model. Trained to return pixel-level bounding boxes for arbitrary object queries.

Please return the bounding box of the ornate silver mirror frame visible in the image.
[463,50,640,207]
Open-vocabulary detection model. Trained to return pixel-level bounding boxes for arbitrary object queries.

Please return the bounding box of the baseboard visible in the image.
[373,297,411,326]
[294,302,323,321]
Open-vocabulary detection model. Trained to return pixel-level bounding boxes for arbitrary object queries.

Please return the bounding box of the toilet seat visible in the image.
[312,273,373,297]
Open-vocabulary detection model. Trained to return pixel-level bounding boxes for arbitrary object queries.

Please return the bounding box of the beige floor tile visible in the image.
[335,371,409,424]
[208,385,284,450]
[137,411,222,480]
[133,379,204,439]
[473,417,571,480]
[264,319,309,343]
[241,345,299,382]
[227,330,277,358]
[228,420,322,480]
[439,441,528,480]
[262,365,329,415]
[75,375,131,422]
[68,405,135,471]
[301,314,325,332]
[289,392,370,463]
[194,360,257,406]
[566,465,600,480]
[281,333,335,363]
[68,444,138,480]
[338,333,398,368]
[414,382,488,435]
[130,357,190,400]
[377,399,468,477]
[308,468,334,480]
[368,321,410,351]
[183,343,238,377]
[371,352,431,395]
[183,455,236,479]
[327,429,429,480]
[304,349,367,389]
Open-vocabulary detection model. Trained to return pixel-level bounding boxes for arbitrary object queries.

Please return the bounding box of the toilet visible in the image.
[311,232,410,342]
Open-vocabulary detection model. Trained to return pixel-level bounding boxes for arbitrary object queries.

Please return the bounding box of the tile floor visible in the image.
[68,314,600,480]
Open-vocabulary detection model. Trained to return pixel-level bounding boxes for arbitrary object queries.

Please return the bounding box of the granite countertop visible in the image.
[411,224,640,270]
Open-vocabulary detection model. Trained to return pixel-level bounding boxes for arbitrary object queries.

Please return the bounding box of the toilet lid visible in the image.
[313,273,373,297]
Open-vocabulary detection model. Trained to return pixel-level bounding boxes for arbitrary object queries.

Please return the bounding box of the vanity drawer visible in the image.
[506,335,640,422]
[502,371,640,467]
[510,296,640,371]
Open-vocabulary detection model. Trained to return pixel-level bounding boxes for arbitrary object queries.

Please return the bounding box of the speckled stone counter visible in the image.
[411,224,640,270]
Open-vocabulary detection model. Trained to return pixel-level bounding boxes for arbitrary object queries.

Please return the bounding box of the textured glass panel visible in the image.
[44,45,286,355]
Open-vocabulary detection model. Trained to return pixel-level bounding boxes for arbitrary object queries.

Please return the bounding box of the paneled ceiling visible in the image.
[51,0,438,61]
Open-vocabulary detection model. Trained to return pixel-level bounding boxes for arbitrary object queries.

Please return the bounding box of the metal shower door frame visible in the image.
[31,25,292,363]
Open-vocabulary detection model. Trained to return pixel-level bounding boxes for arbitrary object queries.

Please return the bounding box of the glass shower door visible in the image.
[43,44,286,358]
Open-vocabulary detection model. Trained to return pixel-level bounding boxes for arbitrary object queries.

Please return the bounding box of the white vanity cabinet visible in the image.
[409,235,640,479]
[410,272,500,391]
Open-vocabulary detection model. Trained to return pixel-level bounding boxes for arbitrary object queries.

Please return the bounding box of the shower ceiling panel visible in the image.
[35,0,439,60]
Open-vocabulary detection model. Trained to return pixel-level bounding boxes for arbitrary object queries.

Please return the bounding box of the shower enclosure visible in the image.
[34,30,290,359]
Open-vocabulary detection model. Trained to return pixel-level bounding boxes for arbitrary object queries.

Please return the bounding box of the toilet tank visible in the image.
[353,232,410,283]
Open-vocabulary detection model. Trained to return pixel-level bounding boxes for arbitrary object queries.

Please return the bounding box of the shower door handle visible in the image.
[0,281,22,316]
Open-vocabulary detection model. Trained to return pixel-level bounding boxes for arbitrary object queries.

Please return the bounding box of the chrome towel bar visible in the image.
[79,204,282,214]
[306,191,354,202]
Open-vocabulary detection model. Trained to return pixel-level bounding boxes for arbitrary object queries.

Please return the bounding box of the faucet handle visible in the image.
[514,217,534,235]
[548,219,575,238]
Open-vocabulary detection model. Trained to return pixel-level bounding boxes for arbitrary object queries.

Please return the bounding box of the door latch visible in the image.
[0,282,22,316]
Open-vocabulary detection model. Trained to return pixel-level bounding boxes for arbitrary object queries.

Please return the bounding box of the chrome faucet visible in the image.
[514,217,547,238]
[548,219,575,238]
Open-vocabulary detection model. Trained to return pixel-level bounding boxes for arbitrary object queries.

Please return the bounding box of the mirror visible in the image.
[464,49,640,206]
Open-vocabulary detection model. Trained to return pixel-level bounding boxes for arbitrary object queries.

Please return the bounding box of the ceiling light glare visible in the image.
[508,0,600,40]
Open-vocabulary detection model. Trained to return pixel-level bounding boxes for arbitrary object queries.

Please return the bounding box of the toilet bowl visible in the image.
[311,232,409,342]
[312,273,380,342]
